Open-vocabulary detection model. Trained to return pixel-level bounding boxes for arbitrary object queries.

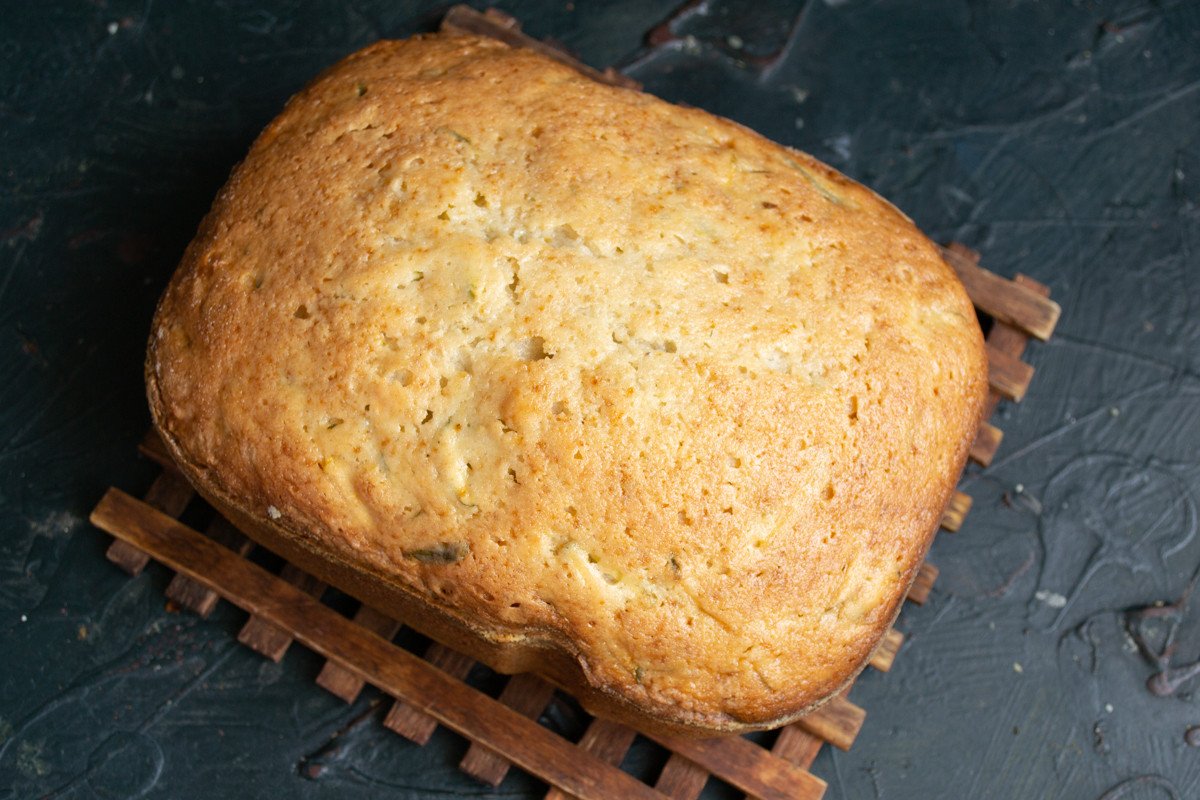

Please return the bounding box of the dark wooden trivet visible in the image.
[90,8,1061,799]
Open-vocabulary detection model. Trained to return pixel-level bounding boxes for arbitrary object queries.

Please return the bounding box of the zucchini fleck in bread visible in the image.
[147,34,987,734]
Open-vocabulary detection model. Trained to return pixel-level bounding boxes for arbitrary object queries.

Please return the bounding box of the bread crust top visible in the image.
[148,34,987,732]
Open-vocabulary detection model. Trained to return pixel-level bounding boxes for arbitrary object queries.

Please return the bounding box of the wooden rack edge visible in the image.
[90,487,827,800]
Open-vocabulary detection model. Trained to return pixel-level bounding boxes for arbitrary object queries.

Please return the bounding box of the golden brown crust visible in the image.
[147,33,988,734]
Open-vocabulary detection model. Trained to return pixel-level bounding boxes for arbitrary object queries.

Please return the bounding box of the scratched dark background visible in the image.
[2,1,1199,798]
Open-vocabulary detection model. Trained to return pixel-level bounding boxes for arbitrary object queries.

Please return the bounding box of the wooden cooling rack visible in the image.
[88,8,1061,799]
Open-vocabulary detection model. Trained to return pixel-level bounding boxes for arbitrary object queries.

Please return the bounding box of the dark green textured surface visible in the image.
[3,2,1200,798]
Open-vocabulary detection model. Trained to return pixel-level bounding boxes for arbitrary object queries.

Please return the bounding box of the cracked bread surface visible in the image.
[147,33,987,733]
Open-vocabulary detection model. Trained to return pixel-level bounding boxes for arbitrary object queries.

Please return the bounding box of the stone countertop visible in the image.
[2,1,1199,798]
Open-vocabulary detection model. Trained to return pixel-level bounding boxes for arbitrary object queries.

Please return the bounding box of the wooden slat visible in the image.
[647,730,826,800]
[165,516,251,617]
[460,672,558,785]
[771,725,824,770]
[986,343,1035,402]
[236,563,326,661]
[792,694,864,752]
[106,536,154,576]
[940,243,1060,341]
[940,491,973,533]
[89,489,669,800]
[141,466,194,517]
[869,628,904,673]
[316,605,402,703]
[907,562,939,605]
[969,421,1004,466]
[982,274,1051,419]
[383,642,475,744]
[545,718,637,800]
[105,537,151,576]
[440,5,640,90]
[105,470,193,576]
[945,249,1052,473]
[654,754,710,800]
[744,726,825,800]
[137,428,175,471]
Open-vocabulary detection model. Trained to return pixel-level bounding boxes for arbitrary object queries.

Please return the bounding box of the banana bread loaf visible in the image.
[147,33,988,734]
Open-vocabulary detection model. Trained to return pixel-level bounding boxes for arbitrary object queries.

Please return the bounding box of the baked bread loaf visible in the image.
[147,33,987,734]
